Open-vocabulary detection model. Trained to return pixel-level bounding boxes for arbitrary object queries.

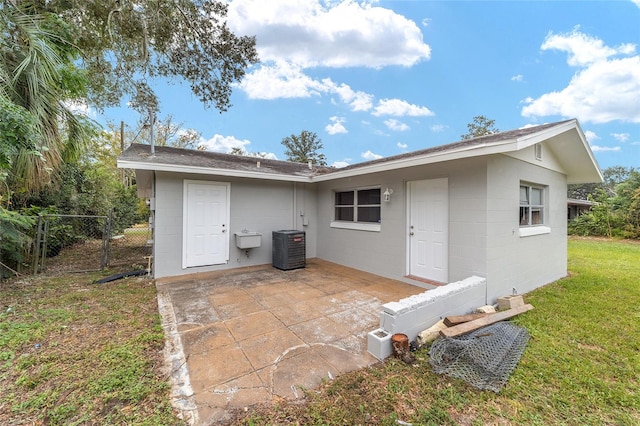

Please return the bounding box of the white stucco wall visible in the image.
[150,149,569,297]
[152,171,317,278]
[315,158,489,285]
[485,154,568,301]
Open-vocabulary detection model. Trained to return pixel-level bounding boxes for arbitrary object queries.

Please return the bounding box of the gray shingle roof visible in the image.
[118,119,576,177]
[334,120,574,172]
[119,144,332,177]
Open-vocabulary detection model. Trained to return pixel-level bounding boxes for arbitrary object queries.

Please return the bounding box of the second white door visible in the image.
[408,178,449,283]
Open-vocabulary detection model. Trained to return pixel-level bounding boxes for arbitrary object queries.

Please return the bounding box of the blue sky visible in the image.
[99,0,640,171]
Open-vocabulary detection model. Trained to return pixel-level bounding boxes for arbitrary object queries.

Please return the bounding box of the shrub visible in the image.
[0,207,35,276]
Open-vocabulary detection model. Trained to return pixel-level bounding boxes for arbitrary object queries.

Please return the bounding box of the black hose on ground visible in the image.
[94,270,147,284]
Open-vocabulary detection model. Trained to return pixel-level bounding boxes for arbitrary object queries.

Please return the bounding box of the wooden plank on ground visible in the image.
[443,312,490,327]
[440,304,534,338]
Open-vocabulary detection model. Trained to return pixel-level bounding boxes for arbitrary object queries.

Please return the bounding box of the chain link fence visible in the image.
[108,223,153,272]
[1,212,152,277]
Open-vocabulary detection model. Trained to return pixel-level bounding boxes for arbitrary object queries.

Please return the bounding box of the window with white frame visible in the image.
[334,187,381,223]
[519,184,545,226]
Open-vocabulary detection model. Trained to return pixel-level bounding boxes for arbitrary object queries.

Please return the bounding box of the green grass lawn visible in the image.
[1,238,638,425]
[234,237,640,425]
[0,272,183,425]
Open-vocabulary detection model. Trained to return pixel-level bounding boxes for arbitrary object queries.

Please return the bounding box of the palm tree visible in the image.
[0,3,90,197]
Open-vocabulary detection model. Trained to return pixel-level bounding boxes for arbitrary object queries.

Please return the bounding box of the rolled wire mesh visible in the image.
[429,321,530,392]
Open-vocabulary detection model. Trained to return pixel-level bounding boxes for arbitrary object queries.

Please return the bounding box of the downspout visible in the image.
[150,171,156,277]
[292,182,297,229]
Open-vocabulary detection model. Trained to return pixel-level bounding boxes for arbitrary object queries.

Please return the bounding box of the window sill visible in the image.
[519,226,551,237]
[330,221,381,232]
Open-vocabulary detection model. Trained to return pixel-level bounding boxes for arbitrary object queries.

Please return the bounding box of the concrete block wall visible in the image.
[367,276,487,360]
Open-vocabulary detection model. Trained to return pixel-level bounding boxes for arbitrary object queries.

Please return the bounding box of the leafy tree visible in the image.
[567,182,602,200]
[568,189,620,237]
[229,147,272,158]
[0,4,94,195]
[604,166,635,195]
[229,147,245,156]
[568,166,635,200]
[568,169,640,239]
[32,0,259,113]
[627,187,640,238]
[612,170,640,238]
[127,115,202,149]
[461,115,499,140]
[2,0,257,198]
[281,131,327,166]
[0,207,35,277]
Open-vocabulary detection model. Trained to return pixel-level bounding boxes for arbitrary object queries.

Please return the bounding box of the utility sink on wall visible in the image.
[234,231,262,249]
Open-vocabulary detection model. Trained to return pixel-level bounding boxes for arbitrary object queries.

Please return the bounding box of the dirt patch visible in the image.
[43,236,151,275]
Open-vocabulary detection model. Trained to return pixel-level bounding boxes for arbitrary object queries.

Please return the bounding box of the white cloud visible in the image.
[511,74,524,82]
[590,145,621,152]
[397,142,408,149]
[325,116,348,135]
[633,0,640,7]
[373,98,434,117]
[384,118,409,131]
[522,31,640,124]
[246,151,279,160]
[198,134,252,153]
[583,130,599,142]
[228,0,431,69]
[430,124,447,132]
[238,61,326,99]
[542,28,636,67]
[332,160,351,168]
[522,56,640,123]
[540,27,636,67]
[323,79,374,111]
[611,132,630,142]
[231,1,433,115]
[63,99,95,118]
[362,150,383,160]
[239,62,377,112]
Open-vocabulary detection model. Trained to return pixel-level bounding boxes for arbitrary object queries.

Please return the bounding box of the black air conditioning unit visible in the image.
[272,230,305,270]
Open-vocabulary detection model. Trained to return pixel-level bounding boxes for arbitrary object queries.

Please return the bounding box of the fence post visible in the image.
[101,210,113,269]
[32,215,43,275]
[40,216,50,272]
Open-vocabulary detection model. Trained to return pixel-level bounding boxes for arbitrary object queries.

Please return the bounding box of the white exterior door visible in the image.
[183,181,229,268]
[408,178,449,283]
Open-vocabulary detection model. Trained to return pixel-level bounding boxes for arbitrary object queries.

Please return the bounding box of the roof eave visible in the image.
[117,120,603,185]
[570,120,604,183]
[513,120,577,147]
[313,140,519,182]
[514,120,602,184]
[117,159,312,183]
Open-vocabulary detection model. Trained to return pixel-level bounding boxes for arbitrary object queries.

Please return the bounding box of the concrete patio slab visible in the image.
[156,259,428,425]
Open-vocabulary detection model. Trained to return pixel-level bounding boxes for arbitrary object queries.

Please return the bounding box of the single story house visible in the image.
[567,198,596,220]
[117,119,602,302]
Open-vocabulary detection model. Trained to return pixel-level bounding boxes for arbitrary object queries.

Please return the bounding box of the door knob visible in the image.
[409,232,414,236]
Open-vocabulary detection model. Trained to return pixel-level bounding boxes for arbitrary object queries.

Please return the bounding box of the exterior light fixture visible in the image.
[383,188,394,202]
